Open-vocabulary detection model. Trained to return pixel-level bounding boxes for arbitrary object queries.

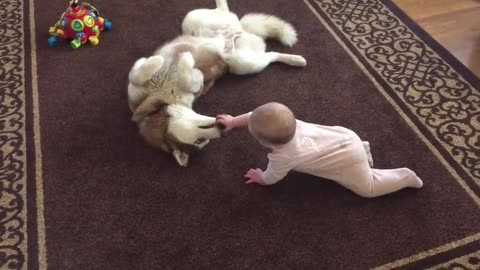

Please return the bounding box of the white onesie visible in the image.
[260,120,423,197]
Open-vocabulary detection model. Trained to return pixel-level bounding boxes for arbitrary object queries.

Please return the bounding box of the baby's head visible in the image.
[249,102,296,147]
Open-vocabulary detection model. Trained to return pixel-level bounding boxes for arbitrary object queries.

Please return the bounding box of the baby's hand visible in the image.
[216,114,234,131]
[244,168,264,185]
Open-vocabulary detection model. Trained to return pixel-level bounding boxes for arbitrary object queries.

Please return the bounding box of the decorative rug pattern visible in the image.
[304,0,480,268]
[0,0,28,269]
[306,0,480,202]
[1,0,479,268]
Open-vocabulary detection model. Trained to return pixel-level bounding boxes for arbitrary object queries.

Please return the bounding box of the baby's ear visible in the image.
[173,149,189,167]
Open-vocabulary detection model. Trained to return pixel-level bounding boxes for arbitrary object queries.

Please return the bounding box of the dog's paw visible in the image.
[129,56,164,85]
[179,52,195,69]
[132,57,148,70]
[288,55,307,67]
[143,55,165,72]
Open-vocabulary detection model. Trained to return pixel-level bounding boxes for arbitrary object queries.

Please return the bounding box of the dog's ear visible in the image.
[131,95,167,122]
[173,149,189,167]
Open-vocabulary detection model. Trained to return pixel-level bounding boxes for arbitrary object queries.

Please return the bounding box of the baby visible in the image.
[216,102,423,198]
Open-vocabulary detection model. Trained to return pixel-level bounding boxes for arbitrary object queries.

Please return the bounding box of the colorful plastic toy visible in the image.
[48,0,112,49]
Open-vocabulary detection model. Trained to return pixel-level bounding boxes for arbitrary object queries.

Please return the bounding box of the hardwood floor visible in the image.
[394,0,480,78]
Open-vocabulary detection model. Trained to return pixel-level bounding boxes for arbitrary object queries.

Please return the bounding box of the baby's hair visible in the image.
[250,102,296,145]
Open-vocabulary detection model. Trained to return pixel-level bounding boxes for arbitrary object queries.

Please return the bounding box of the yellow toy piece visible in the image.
[88,36,99,46]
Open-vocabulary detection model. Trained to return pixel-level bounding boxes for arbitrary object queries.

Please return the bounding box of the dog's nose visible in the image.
[194,138,207,144]
[215,123,228,137]
[215,122,226,130]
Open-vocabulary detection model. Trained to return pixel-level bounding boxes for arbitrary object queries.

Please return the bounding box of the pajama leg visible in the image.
[362,141,373,167]
[349,165,423,198]
[316,136,422,198]
[332,160,423,198]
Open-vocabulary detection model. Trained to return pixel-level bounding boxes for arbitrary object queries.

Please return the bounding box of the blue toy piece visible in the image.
[48,35,58,47]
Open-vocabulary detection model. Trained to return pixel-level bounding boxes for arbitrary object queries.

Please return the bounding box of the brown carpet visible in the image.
[3,0,480,269]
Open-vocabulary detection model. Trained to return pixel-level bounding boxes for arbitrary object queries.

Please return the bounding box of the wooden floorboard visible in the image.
[394,0,480,78]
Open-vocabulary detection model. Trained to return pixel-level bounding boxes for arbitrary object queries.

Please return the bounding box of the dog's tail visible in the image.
[240,13,298,47]
[215,0,229,12]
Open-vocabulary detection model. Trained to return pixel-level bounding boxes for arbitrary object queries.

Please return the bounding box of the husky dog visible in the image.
[128,0,306,166]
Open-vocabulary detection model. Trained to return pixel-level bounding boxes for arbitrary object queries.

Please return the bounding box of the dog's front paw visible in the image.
[179,52,195,69]
[143,55,165,72]
[129,55,165,85]
[144,55,165,67]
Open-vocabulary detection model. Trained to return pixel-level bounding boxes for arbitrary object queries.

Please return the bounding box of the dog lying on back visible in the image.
[128,0,307,166]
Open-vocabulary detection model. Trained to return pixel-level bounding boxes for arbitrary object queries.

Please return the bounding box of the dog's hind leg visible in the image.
[225,51,307,75]
[224,32,306,74]
[274,53,307,66]
[215,0,229,12]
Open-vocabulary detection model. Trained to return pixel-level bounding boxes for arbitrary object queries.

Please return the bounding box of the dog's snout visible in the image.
[198,122,225,131]
[215,122,226,131]
[194,138,207,144]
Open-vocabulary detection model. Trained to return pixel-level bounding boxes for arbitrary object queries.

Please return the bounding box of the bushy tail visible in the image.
[240,13,298,47]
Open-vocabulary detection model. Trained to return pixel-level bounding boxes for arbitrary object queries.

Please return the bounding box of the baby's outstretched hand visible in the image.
[244,168,264,185]
[216,114,234,131]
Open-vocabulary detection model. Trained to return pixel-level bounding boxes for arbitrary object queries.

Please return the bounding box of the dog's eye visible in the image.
[194,138,207,144]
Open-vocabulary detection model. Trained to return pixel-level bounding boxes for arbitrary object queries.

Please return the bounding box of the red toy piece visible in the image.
[48,0,112,49]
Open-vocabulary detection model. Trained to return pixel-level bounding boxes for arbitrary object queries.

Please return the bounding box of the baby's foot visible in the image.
[363,141,374,167]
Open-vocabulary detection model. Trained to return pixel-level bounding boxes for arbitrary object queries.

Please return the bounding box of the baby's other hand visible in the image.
[216,114,234,131]
[244,168,264,185]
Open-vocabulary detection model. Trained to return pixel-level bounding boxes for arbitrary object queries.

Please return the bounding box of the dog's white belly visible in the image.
[156,36,226,58]
[196,37,226,53]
